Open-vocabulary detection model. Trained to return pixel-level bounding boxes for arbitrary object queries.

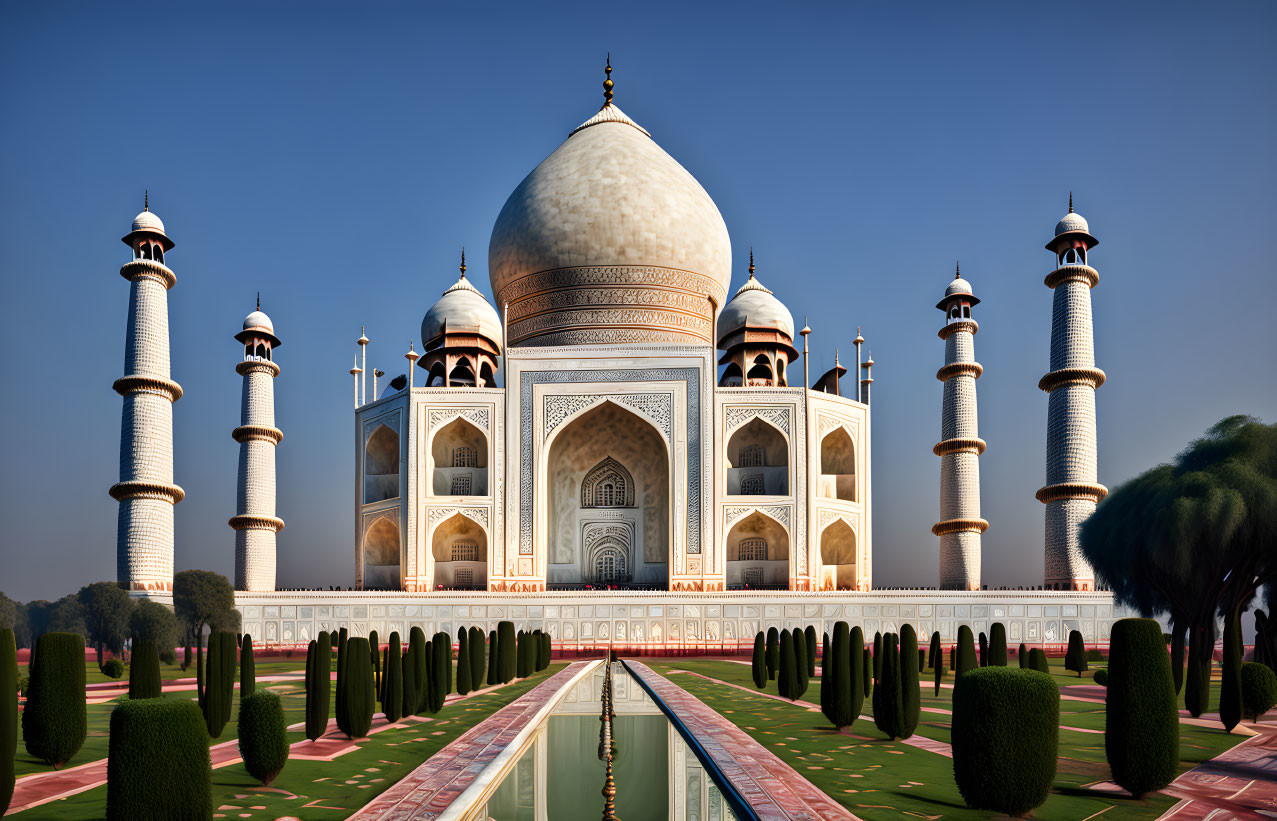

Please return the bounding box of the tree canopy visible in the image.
[130,599,179,654]
[173,571,239,645]
[78,582,135,662]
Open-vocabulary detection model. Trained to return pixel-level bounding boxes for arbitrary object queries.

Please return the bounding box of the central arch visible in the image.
[545,401,670,588]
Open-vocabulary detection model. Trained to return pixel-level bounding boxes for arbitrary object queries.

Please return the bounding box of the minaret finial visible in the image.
[602,53,614,108]
[1068,191,1073,213]
[460,247,466,277]
[748,247,755,277]
[144,190,149,211]
[955,260,960,279]
[256,291,260,311]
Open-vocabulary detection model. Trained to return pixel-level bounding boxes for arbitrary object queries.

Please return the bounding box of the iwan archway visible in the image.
[544,401,670,589]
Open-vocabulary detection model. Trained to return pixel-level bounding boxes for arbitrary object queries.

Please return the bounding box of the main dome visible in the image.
[488,100,731,347]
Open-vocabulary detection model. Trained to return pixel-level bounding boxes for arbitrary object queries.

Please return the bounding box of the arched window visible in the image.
[449,359,475,386]
[581,457,634,508]
[960,305,970,319]
[427,363,447,387]
[740,474,765,495]
[719,362,743,387]
[739,444,764,468]
[364,423,400,503]
[154,247,164,264]
[451,541,479,562]
[739,537,766,560]
[594,547,628,583]
[819,426,856,502]
[746,355,773,385]
[453,446,477,468]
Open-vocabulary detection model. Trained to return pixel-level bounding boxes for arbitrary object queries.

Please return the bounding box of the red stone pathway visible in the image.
[350,661,596,820]
[1157,723,1277,820]
[628,660,858,820]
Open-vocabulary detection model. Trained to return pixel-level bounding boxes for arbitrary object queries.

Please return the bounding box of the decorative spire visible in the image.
[602,53,613,109]
[800,316,811,337]
[1068,191,1073,213]
[144,190,149,211]
[256,291,260,311]
[748,247,755,277]
[955,260,960,279]
[459,247,466,278]
[835,348,840,366]
[854,324,864,344]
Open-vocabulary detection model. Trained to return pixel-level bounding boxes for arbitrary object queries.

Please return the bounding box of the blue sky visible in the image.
[1,2,1274,600]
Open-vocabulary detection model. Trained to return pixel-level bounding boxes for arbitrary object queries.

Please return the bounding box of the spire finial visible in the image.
[602,53,613,108]
[144,190,149,211]
[459,247,466,278]
[256,291,260,310]
[835,347,840,365]
[955,260,960,279]
[748,247,755,277]
[1068,191,1073,213]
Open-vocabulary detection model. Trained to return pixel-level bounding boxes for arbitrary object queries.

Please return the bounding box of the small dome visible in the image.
[243,310,274,334]
[1054,211,1089,237]
[945,276,974,298]
[421,275,503,352]
[132,209,166,235]
[717,275,796,344]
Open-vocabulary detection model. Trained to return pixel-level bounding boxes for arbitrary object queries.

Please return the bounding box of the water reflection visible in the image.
[481,663,739,821]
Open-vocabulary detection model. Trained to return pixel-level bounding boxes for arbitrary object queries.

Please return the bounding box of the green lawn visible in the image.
[647,656,1247,821]
[13,662,566,820]
[18,656,308,686]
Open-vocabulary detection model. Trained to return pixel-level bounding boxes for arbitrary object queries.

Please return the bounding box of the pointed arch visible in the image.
[427,362,447,387]
[431,416,489,496]
[448,359,475,386]
[581,456,635,508]
[364,423,400,503]
[430,512,487,589]
[820,518,858,590]
[746,354,774,385]
[363,515,401,589]
[819,426,856,502]
[719,362,743,387]
[726,417,789,495]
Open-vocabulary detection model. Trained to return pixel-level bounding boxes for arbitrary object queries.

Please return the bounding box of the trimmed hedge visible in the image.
[1106,618,1178,798]
[102,658,125,679]
[1093,668,1108,686]
[498,621,516,684]
[765,627,779,681]
[751,632,766,689]
[106,698,211,820]
[238,690,288,785]
[515,630,529,679]
[23,632,87,767]
[305,631,331,742]
[203,631,237,738]
[989,622,1008,667]
[952,667,1058,816]
[794,628,810,698]
[240,635,255,698]
[457,629,472,696]
[383,632,403,723]
[344,637,375,738]
[900,625,920,738]
[931,632,943,696]
[540,631,552,672]
[486,629,498,685]
[1,628,15,815]
[429,632,450,713]
[1028,648,1050,674]
[1065,630,1088,677]
[778,630,799,700]
[1017,642,1027,669]
[822,622,852,728]
[1241,662,1277,723]
[955,625,977,678]
[128,639,161,699]
[804,626,817,678]
[873,633,906,739]
[469,626,485,687]
[978,632,988,668]
[405,627,425,716]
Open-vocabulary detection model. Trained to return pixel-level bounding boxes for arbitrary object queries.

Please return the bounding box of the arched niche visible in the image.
[431,513,487,590]
[726,417,788,496]
[818,426,856,502]
[431,417,488,496]
[363,515,401,589]
[479,361,497,388]
[746,354,773,385]
[719,362,743,387]
[364,423,400,503]
[449,359,476,386]
[820,518,858,590]
[427,362,447,387]
[546,401,669,588]
[725,511,789,590]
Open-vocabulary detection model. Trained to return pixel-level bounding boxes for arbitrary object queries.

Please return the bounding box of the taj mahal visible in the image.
[109,64,1122,649]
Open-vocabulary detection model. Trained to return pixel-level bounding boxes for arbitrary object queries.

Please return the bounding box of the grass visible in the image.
[647,656,1248,821]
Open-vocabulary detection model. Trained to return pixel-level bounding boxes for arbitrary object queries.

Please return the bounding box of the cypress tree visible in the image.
[1221,609,1243,732]
[918,648,926,672]
[873,631,882,681]
[305,633,330,742]
[429,633,450,712]
[486,629,498,685]
[23,632,87,768]
[383,632,403,723]
[751,632,767,689]
[470,626,485,686]
[778,630,798,699]
[240,635,255,698]
[804,626,817,678]
[1029,648,1050,674]
[822,623,851,728]
[949,645,956,671]
[1065,630,1088,677]
[369,630,379,699]
[128,639,161,700]
[765,627,779,680]
[203,631,236,738]
[955,625,977,679]
[900,625,920,738]
[1106,618,1178,798]
[238,690,289,786]
[498,621,516,683]
[863,646,872,698]
[933,632,944,696]
[989,623,1008,666]
[874,633,906,739]
[1,628,15,814]
[978,632,988,667]
[445,633,453,695]
[823,631,829,669]
[422,639,433,711]
[1171,628,1187,694]
[335,628,349,735]
[379,647,388,706]
[344,637,374,738]
[409,627,427,714]
[1018,642,1028,669]
[515,630,528,678]
[457,629,472,695]
[850,625,866,725]
[196,630,204,709]
[541,631,552,671]
[401,645,416,719]
[794,629,809,698]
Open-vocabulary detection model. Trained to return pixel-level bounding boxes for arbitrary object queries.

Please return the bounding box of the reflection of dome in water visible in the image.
[489,75,731,347]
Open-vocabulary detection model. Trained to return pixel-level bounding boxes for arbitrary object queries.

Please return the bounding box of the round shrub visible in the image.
[1086,648,1104,662]
[128,639,162,699]
[106,698,211,820]
[1241,662,1277,723]
[1106,617,1178,798]
[23,632,87,768]
[102,658,125,679]
[238,690,289,785]
[159,648,177,665]
[952,667,1058,816]
[1092,668,1108,686]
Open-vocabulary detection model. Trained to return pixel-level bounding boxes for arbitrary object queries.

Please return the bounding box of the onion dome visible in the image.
[121,193,174,250]
[421,256,503,353]
[1046,193,1098,250]
[717,257,796,344]
[488,59,731,346]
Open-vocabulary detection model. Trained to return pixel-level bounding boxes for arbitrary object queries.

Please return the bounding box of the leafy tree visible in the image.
[129,599,177,657]
[173,570,237,681]
[1106,618,1178,798]
[238,690,289,785]
[0,594,17,631]
[46,595,87,638]
[1241,662,1277,723]
[1065,630,1088,677]
[751,632,766,689]
[955,625,977,678]
[765,627,779,680]
[988,622,1008,666]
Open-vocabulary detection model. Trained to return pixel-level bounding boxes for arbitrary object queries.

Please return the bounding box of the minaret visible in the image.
[933,264,988,590]
[111,196,184,592]
[1038,197,1107,590]
[230,298,285,591]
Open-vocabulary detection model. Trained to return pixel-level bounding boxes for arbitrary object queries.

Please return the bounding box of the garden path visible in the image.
[1157,721,1277,820]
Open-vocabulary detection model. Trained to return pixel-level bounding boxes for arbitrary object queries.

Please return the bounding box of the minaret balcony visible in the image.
[119,258,176,289]
[1044,264,1098,289]
[1038,367,1106,392]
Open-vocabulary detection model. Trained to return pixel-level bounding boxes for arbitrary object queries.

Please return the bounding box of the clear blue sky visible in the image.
[1,2,1273,601]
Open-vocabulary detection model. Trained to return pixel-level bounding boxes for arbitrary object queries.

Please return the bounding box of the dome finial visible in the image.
[748,247,755,277]
[602,53,613,109]
[955,260,960,279]
[1068,191,1073,213]
[144,189,149,211]
[256,291,260,310]
[460,247,466,278]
